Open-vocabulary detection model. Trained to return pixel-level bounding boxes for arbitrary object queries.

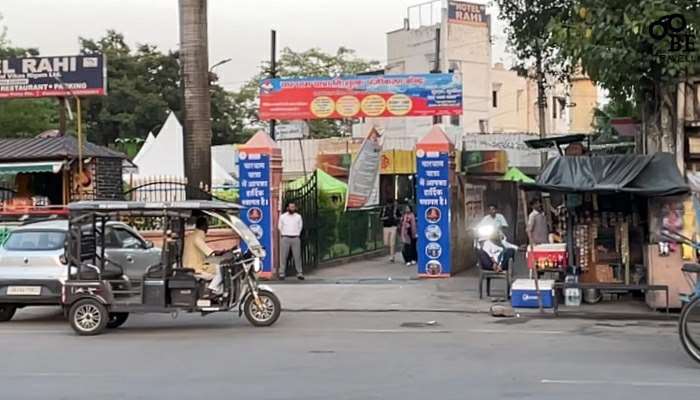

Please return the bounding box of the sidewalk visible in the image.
[268,254,674,320]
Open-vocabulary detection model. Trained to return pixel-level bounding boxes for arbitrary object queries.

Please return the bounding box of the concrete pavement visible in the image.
[269,253,668,319]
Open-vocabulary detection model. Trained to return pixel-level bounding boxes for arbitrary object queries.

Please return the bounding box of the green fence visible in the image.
[317,207,384,263]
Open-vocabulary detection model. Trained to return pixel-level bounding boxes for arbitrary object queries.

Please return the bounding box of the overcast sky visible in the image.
[1,0,509,90]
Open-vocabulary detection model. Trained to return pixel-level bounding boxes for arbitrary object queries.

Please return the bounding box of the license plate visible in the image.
[7,286,41,296]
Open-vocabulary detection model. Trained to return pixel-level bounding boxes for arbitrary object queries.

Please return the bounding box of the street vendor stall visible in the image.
[0,134,132,223]
[525,152,689,311]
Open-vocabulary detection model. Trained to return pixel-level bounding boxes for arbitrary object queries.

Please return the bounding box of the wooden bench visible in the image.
[552,282,669,317]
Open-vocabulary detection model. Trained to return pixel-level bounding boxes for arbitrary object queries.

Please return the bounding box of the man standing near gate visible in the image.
[278,202,304,281]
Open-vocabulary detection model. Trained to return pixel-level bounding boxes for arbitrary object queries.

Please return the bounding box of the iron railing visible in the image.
[317,207,384,263]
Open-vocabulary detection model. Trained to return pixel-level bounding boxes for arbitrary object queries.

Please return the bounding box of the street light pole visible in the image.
[54,77,83,180]
[209,58,232,73]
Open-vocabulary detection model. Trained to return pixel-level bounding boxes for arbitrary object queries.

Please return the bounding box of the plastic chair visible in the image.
[476,246,513,299]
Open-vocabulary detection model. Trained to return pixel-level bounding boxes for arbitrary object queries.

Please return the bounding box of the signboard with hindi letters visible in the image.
[259,73,462,121]
[346,128,383,209]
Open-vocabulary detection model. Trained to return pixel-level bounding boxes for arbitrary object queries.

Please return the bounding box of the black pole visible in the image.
[58,97,66,134]
[566,195,575,273]
[269,29,278,140]
[431,28,441,125]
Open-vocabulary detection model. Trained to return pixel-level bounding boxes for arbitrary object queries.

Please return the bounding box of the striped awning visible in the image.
[0,161,63,175]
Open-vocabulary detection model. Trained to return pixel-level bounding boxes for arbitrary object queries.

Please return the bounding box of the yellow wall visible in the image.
[570,76,598,134]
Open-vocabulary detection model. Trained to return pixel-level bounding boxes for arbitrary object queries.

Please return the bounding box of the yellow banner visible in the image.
[380,150,415,174]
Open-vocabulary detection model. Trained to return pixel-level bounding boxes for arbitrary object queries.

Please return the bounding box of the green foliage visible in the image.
[592,97,638,153]
[550,0,700,104]
[236,47,381,139]
[0,21,379,144]
[0,17,56,137]
[496,0,571,82]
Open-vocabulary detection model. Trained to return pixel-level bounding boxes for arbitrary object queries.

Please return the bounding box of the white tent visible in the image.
[124,112,235,187]
[132,131,155,167]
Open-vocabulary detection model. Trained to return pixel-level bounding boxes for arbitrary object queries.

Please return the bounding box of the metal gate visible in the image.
[283,171,318,274]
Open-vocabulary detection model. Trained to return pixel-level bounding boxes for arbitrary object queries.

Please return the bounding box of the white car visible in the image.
[0,219,161,322]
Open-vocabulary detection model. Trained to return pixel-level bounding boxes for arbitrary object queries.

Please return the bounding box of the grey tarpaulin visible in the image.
[529,153,688,196]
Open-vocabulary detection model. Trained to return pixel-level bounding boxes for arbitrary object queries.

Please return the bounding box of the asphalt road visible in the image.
[1,308,699,400]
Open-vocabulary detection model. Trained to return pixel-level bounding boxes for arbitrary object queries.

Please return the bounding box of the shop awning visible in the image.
[529,153,688,196]
[0,161,63,175]
[500,167,535,183]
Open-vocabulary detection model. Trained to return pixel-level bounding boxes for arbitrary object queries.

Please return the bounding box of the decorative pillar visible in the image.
[416,125,455,278]
[238,131,282,279]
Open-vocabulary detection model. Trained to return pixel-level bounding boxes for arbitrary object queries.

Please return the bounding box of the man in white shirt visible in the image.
[480,204,508,229]
[278,202,304,280]
[478,232,519,272]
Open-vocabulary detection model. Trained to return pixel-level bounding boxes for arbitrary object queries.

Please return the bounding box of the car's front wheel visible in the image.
[0,304,17,322]
[69,299,108,336]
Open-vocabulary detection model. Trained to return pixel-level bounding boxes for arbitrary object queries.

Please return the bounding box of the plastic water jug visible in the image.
[564,275,581,306]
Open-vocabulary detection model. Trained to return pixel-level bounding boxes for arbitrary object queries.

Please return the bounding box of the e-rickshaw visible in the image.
[62,200,281,336]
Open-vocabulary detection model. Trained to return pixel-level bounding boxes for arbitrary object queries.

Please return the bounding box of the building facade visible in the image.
[353,0,596,144]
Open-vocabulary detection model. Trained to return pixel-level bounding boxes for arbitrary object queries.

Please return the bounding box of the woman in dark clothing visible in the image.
[400,205,418,265]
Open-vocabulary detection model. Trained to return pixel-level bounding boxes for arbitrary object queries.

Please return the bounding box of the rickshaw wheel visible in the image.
[69,299,109,336]
[244,290,281,327]
[107,313,129,329]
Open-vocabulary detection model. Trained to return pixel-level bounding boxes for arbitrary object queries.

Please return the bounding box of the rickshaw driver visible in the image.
[182,216,228,298]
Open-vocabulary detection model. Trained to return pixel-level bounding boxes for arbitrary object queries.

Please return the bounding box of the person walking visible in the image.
[400,204,418,266]
[278,202,304,281]
[381,200,399,262]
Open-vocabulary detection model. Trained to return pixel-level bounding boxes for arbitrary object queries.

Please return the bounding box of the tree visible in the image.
[495,0,570,164]
[179,0,212,193]
[236,47,380,139]
[591,97,638,154]
[550,0,700,153]
[0,15,57,137]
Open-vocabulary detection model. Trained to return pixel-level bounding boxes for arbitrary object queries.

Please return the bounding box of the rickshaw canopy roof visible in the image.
[67,200,242,216]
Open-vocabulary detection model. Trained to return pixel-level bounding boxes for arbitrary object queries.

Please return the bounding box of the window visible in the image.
[478,119,488,134]
[104,227,144,249]
[552,96,558,119]
[492,91,498,108]
[3,231,66,251]
[450,115,460,126]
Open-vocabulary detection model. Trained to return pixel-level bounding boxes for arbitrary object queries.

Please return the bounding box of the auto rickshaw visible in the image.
[61,200,281,336]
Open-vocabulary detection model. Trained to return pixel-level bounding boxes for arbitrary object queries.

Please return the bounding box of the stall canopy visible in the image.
[500,167,535,183]
[289,169,347,194]
[531,153,688,196]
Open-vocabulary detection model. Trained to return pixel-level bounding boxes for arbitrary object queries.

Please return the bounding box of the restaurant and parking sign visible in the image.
[0,54,106,99]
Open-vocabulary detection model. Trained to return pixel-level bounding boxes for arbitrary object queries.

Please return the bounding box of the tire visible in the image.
[106,312,129,329]
[0,304,17,322]
[244,290,281,327]
[679,295,700,364]
[69,299,109,336]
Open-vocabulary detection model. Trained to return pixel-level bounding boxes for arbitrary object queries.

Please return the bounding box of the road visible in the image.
[1,308,698,400]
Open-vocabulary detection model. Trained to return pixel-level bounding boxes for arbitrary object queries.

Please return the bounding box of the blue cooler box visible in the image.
[511,279,555,308]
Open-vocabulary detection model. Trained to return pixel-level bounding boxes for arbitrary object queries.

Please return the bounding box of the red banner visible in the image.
[259,74,462,120]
